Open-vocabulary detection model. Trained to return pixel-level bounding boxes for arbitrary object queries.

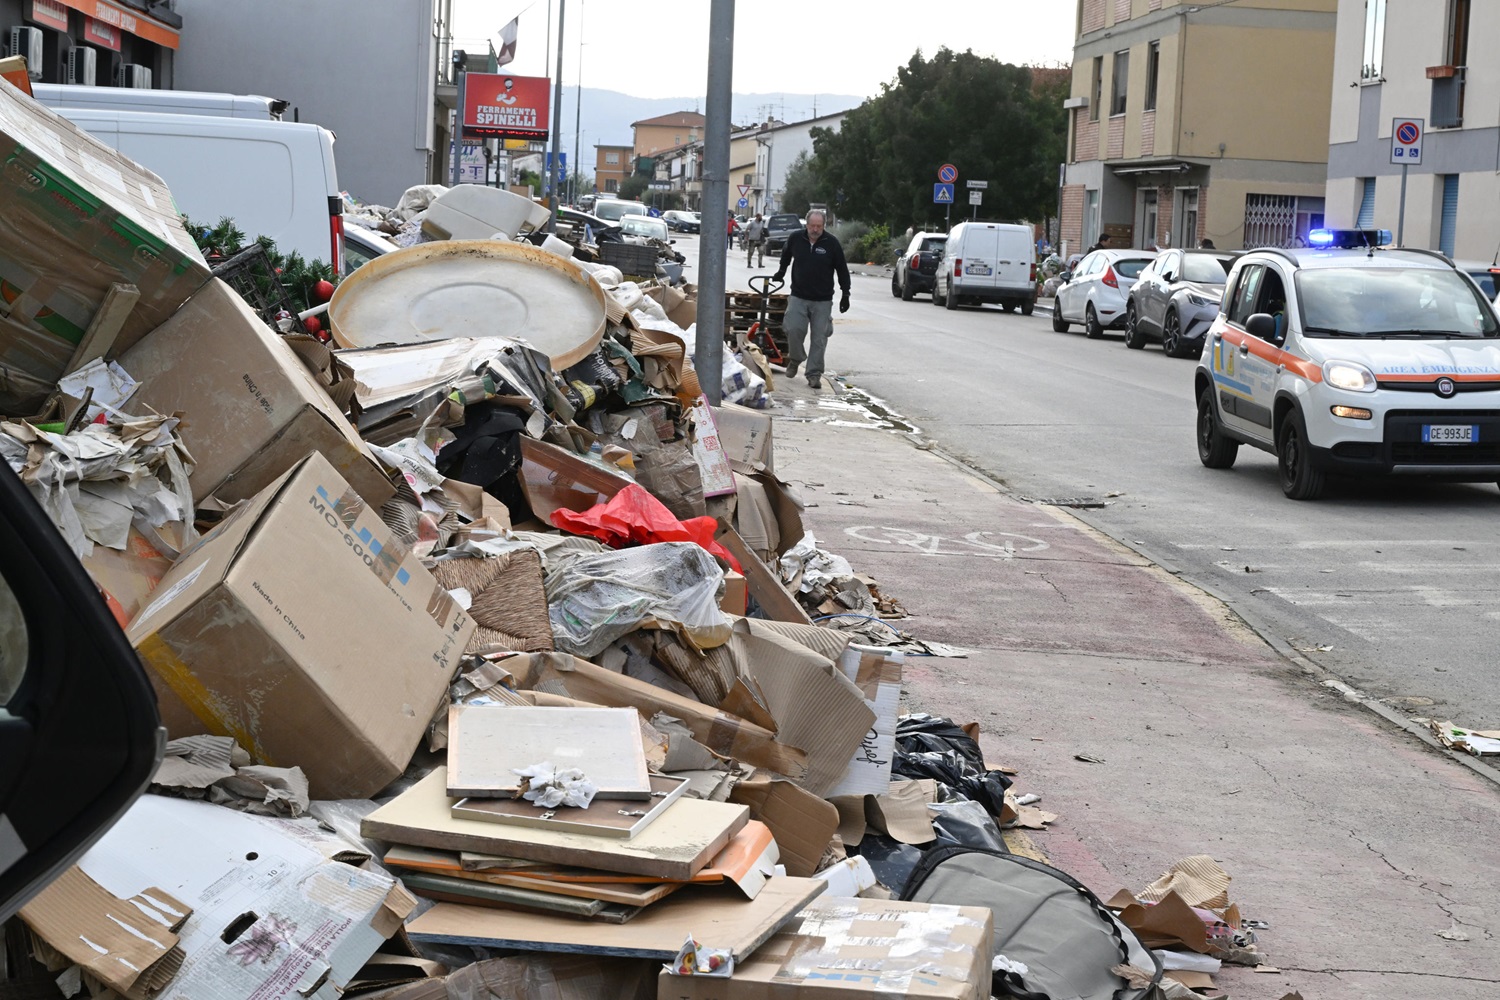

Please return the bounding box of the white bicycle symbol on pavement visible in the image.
[843,526,1050,559]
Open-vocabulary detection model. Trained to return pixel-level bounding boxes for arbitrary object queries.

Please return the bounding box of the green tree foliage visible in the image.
[811,49,1068,229]
[618,174,649,201]
[779,151,826,217]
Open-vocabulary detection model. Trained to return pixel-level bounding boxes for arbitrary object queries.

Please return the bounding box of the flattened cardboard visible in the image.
[121,279,393,506]
[446,704,651,800]
[362,767,748,880]
[728,775,840,879]
[716,529,811,625]
[659,897,994,1000]
[824,647,903,798]
[720,569,747,615]
[407,877,824,961]
[714,402,775,476]
[75,796,413,1000]
[0,77,210,411]
[452,774,689,839]
[732,619,876,796]
[689,396,736,497]
[80,522,179,627]
[127,453,474,798]
[398,872,627,920]
[383,846,683,908]
[501,651,810,780]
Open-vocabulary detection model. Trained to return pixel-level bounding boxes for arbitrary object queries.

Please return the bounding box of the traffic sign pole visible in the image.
[1389,118,1422,247]
[1397,164,1408,247]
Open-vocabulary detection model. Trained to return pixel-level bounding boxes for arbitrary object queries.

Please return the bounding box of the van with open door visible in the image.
[933,221,1036,314]
[54,108,343,270]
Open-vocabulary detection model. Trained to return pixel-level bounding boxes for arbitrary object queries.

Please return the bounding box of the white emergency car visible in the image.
[1194,229,1500,500]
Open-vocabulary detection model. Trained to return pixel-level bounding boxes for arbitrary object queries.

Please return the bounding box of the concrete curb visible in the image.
[849,386,1500,791]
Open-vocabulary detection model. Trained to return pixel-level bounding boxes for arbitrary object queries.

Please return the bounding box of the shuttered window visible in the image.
[1357,178,1376,228]
[1439,175,1459,257]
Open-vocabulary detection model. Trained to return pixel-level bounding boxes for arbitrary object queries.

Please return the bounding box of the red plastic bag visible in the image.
[551,484,742,572]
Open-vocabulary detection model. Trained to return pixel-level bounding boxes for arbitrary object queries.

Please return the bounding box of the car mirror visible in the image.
[1060,271,1072,283]
[1246,312,1280,342]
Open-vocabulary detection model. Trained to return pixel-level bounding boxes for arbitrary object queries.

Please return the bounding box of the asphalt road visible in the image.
[683,234,1500,729]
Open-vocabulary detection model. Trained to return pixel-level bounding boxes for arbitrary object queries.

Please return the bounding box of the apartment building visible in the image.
[1061,0,1336,255]
[594,143,632,195]
[1325,0,1497,260]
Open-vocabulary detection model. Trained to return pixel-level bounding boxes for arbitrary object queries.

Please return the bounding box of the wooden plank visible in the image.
[64,283,139,375]
[447,705,651,800]
[362,767,748,880]
[716,528,812,625]
[382,846,683,907]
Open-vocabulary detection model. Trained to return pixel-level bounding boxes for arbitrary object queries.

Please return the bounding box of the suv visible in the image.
[764,213,803,255]
[892,233,947,301]
[1194,229,1500,500]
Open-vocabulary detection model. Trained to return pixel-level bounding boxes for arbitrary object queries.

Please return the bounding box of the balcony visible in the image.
[1430,67,1466,129]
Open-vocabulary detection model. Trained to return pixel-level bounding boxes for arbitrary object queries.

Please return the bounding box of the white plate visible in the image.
[1422,424,1477,444]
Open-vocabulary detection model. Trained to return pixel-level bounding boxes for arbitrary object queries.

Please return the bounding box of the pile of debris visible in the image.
[0,77,1269,1000]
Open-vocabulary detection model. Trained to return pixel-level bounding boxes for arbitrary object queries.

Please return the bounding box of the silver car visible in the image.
[1123,249,1238,357]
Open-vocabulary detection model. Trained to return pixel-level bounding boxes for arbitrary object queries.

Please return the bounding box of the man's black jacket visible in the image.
[775,229,851,302]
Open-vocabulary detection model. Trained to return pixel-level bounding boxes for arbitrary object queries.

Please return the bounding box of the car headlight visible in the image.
[1322,360,1378,392]
[1186,292,1218,307]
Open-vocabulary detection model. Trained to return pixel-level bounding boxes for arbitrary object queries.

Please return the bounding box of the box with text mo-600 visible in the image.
[127,451,475,799]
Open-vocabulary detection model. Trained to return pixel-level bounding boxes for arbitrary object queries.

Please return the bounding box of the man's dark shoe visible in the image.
[785,361,799,377]
[807,375,822,389]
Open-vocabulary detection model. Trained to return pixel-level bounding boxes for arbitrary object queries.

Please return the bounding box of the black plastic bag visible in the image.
[892,714,1012,818]
[850,834,927,894]
[929,799,1007,853]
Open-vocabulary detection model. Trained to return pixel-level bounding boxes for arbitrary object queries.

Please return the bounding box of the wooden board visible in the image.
[405,877,825,960]
[382,846,682,908]
[447,704,651,800]
[452,774,688,839]
[362,767,748,880]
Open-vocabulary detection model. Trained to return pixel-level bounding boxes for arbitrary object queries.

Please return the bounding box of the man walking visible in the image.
[772,209,850,389]
[743,213,767,267]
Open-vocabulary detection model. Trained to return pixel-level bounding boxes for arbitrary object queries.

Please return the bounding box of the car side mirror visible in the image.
[1246,312,1280,343]
[1060,271,1072,283]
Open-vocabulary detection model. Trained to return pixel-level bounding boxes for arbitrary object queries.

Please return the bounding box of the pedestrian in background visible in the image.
[743,213,767,267]
[772,209,850,390]
[726,210,737,250]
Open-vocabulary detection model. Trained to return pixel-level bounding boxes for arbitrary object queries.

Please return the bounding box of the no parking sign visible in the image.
[1391,118,1423,165]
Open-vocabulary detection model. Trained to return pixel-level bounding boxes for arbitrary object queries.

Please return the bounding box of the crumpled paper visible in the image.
[151,735,310,817]
[513,761,598,809]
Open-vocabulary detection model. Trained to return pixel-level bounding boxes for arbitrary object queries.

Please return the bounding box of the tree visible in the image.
[618,174,649,201]
[779,152,826,217]
[810,49,1069,230]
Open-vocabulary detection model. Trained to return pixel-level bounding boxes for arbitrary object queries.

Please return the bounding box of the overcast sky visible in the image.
[451,1,1076,101]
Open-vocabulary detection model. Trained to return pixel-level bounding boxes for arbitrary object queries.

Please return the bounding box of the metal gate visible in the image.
[1242,194,1296,248]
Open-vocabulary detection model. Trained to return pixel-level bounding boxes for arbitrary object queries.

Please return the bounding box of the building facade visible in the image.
[0,0,180,87]
[594,143,631,194]
[751,111,845,215]
[1061,0,1335,256]
[631,110,703,159]
[173,0,442,205]
[1325,0,1495,260]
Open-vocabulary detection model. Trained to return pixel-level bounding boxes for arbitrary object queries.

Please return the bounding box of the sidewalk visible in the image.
[766,374,1500,1000]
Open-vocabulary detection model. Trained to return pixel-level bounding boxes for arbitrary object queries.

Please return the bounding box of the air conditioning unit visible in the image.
[7,26,43,78]
[116,63,152,89]
[66,46,96,87]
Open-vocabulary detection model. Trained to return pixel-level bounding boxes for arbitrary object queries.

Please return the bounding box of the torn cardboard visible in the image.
[824,646,902,798]
[716,529,811,625]
[728,775,840,879]
[127,452,474,798]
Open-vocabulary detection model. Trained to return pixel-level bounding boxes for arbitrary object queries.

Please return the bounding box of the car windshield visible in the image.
[619,216,668,239]
[920,238,947,253]
[1182,255,1233,283]
[770,215,800,229]
[1296,267,1499,339]
[1114,258,1150,279]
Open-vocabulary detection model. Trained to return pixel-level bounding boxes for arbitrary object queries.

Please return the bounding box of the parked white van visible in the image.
[933,221,1036,314]
[53,109,343,269]
[33,83,285,120]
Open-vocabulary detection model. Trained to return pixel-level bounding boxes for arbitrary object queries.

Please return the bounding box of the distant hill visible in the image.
[548,87,864,175]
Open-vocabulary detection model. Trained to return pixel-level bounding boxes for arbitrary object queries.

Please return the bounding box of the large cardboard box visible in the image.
[121,278,394,506]
[658,897,994,1000]
[127,452,474,798]
[0,78,211,412]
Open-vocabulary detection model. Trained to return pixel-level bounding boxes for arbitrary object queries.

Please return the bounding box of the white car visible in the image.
[1052,249,1155,337]
[1194,229,1500,500]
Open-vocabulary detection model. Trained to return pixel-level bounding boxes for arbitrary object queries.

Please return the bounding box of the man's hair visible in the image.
[1098,233,1110,243]
[806,209,827,224]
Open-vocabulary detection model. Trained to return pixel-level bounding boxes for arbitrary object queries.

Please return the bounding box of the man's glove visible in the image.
[772,271,785,283]
[839,291,851,314]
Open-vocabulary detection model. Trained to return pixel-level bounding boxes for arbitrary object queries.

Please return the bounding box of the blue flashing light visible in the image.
[1305,228,1393,250]
[1308,229,1335,246]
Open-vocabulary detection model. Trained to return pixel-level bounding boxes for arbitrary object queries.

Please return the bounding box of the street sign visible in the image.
[648,181,670,190]
[938,163,957,183]
[1391,118,1423,165]
[966,180,988,190]
[968,190,983,205]
[934,183,954,204]
[737,184,750,196]
[737,197,749,208]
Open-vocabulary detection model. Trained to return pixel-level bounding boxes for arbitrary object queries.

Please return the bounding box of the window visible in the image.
[1227,265,1264,326]
[1144,42,1160,111]
[1084,189,1101,245]
[1361,0,1386,82]
[1439,174,1459,258]
[1357,178,1376,227]
[744,173,753,185]
[1090,57,1103,121]
[1159,251,1181,282]
[1110,50,1129,116]
[1141,190,1158,249]
[605,152,620,165]
[1445,0,1470,65]
[1178,188,1199,247]
[604,178,618,193]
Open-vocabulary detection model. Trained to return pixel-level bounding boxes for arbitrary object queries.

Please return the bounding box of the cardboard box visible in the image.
[0,77,211,412]
[127,452,474,798]
[658,897,994,1000]
[121,278,394,506]
[714,402,775,475]
[79,523,181,627]
[721,569,747,615]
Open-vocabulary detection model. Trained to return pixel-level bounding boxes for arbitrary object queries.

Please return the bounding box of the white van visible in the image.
[934,221,1036,314]
[54,109,343,269]
[33,83,284,120]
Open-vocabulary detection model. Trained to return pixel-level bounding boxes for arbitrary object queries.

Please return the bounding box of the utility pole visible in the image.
[544,0,566,230]
[695,0,733,405]
[573,25,584,206]
[450,50,466,186]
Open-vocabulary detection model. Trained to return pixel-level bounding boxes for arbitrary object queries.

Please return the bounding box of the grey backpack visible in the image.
[900,846,1163,1000]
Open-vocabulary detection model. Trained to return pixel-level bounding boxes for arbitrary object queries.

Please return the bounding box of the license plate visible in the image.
[1422,424,1478,444]
[967,263,992,276]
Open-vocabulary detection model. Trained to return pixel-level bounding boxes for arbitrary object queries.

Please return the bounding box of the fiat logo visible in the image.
[1435,377,1456,397]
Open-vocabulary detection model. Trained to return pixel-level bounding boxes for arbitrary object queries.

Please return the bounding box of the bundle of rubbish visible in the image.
[0,77,1252,1000]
